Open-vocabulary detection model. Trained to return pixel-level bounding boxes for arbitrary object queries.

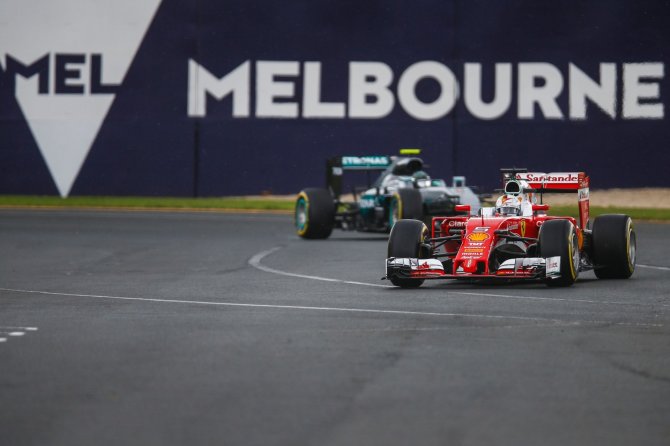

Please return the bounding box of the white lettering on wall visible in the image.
[303,62,345,118]
[188,59,249,117]
[569,63,616,119]
[464,63,512,120]
[256,61,299,118]
[348,62,394,118]
[397,61,459,121]
[187,60,665,121]
[518,63,564,119]
[623,63,664,119]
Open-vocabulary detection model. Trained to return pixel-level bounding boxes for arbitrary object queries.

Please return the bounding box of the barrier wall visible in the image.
[1,0,669,197]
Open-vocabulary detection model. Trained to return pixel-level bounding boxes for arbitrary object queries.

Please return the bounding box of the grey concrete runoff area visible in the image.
[1,209,668,446]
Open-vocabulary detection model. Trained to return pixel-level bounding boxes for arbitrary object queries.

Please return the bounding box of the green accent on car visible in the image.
[295,196,308,233]
[341,156,390,169]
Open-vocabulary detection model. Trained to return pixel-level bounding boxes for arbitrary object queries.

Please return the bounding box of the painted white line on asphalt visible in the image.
[0,287,664,328]
[0,326,38,331]
[249,247,392,288]
[0,331,26,336]
[0,327,37,345]
[638,264,670,271]
[0,287,555,323]
[249,247,669,308]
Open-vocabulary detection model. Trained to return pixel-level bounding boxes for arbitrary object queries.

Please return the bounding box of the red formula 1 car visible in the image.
[385,168,636,288]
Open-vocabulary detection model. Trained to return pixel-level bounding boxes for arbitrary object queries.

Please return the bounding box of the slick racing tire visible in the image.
[295,188,335,239]
[539,219,579,287]
[389,188,423,229]
[387,219,429,288]
[592,214,636,279]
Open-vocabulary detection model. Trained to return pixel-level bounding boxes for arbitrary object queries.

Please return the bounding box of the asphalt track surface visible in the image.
[1,210,669,446]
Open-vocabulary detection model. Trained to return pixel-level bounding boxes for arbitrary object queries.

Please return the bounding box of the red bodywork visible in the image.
[518,171,590,230]
[424,171,590,279]
[430,214,580,278]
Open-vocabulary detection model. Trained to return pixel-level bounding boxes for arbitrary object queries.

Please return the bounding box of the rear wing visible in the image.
[338,156,391,170]
[501,168,590,230]
[514,171,590,193]
[326,155,424,198]
[326,156,391,198]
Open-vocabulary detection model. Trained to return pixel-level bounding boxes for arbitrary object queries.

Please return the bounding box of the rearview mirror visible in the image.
[532,204,550,212]
[455,204,471,214]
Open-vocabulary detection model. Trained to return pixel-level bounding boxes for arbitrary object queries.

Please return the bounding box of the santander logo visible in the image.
[516,172,579,183]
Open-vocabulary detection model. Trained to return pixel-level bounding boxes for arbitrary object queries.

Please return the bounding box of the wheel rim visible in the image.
[628,224,636,269]
[389,197,400,228]
[295,197,308,233]
[571,232,580,274]
[566,230,579,279]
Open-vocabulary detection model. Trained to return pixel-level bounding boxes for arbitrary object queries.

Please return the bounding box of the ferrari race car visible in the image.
[385,168,636,287]
[295,151,482,239]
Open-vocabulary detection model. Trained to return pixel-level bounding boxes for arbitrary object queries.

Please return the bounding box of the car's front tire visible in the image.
[387,219,429,288]
[539,219,579,287]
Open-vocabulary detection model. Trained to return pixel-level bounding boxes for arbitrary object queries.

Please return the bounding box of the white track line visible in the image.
[0,287,662,328]
[249,247,670,309]
[249,247,392,288]
[0,331,25,336]
[0,327,37,345]
[638,264,670,271]
[0,287,557,323]
[0,326,38,331]
[0,251,665,327]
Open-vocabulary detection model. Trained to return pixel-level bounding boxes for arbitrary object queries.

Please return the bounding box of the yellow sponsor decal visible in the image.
[467,232,489,242]
[520,220,526,237]
[463,248,484,254]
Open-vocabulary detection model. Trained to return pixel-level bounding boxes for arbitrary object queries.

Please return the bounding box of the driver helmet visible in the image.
[495,194,522,216]
[412,170,431,188]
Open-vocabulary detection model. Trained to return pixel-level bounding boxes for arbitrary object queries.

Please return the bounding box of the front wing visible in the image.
[385,256,562,281]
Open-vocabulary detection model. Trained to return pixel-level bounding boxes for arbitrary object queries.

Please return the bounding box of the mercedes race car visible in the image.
[295,151,482,239]
[385,168,636,287]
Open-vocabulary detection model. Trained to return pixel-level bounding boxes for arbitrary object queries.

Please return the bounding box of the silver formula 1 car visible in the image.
[296,151,483,239]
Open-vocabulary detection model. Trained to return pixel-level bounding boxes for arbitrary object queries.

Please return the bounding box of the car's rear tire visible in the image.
[295,188,335,239]
[592,214,636,279]
[387,219,429,288]
[539,219,579,287]
[389,188,423,229]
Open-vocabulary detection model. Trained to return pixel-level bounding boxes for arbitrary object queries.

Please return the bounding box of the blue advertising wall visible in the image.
[1,0,669,197]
